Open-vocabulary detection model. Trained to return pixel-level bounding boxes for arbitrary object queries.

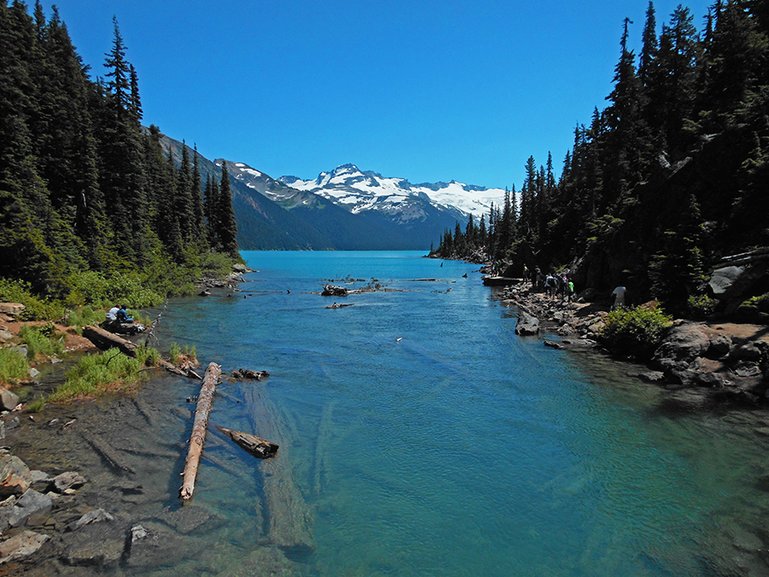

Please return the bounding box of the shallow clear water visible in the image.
[16,251,769,576]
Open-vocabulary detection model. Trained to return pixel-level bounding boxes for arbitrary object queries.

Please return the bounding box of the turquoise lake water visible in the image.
[150,251,769,577]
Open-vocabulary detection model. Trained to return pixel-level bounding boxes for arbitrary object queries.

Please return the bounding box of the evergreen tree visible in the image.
[217,161,238,257]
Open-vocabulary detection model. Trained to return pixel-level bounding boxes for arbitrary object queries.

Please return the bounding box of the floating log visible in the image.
[325,303,353,309]
[179,362,221,501]
[217,426,278,459]
[544,339,565,350]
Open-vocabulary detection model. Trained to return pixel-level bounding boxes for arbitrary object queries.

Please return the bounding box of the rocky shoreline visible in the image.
[497,280,769,407]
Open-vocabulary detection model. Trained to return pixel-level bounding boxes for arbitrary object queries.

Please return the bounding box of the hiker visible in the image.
[611,285,626,309]
[116,304,133,322]
[567,279,575,303]
[544,273,555,298]
[106,304,120,322]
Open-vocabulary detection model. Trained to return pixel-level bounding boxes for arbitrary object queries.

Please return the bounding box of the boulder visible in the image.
[0,495,16,532]
[232,263,248,273]
[0,454,32,497]
[0,303,24,318]
[50,471,87,494]
[0,529,49,564]
[0,329,13,343]
[652,322,711,374]
[706,334,732,359]
[709,265,745,296]
[8,489,52,527]
[0,388,19,411]
[515,311,540,336]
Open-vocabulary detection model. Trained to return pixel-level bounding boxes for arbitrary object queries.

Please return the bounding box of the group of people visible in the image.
[528,267,575,303]
[105,304,133,323]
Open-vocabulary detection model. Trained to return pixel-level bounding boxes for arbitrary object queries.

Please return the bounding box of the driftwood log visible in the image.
[179,362,221,501]
[82,325,201,379]
[218,426,278,459]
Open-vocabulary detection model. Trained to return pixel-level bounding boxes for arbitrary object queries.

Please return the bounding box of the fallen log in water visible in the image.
[217,426,278,459]
[179,362,221,501]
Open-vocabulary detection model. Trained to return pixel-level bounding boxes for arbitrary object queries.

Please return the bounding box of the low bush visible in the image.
[19,324,64,359]
[62,306,105,332]
[600,305,673,360]
[0,348,29,384]
[136,345,161,367]
[0,278,65,320]
[48,349,144,403]
[687,294,718,320]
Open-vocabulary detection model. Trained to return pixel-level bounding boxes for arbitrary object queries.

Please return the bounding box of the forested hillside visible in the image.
[435,0,768,315]
[0,1,238,305]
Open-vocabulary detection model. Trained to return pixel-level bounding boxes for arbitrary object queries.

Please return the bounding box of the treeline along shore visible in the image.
[430,1,768,401]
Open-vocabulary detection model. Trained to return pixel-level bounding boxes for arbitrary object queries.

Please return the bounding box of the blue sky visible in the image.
[41,0,711,189]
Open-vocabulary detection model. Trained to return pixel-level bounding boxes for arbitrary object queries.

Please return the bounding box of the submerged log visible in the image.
[82,432,135,474]
[179,362,221,501]
[217,426,278,459]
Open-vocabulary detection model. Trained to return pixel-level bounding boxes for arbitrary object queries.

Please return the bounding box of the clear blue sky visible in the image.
[41,0,711,189]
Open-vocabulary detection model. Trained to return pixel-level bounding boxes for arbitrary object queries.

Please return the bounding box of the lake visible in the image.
[19,250,769,576]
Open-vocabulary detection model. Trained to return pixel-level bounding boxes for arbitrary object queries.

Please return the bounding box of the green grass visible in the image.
[48,349,144,403]
[62,305,105,333]
[0,278,65,320]
[169,342,197,365]
[0,348,29,385]
[136,345,161,367]
[19,325,64,359]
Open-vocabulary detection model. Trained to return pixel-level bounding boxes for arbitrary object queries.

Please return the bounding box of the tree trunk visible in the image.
[179,362,221,501]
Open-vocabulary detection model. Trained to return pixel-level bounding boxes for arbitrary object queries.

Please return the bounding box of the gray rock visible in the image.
[232,263,248,273]
[0,329,13,343]
[28,367,40,379]
[0,454,32,497]
[62,535,125,567]
[637,371,666,384]
[515,311,540,336]
[50,471,87,494]
[730,344,762,362]
[0,388,19,412]
[29,470,50,492]
[70,508,114,531]
[709,266,744,296]
[0,529,49,564]
[706,334,732,359]
[0,495,16,533]
[130,524,148,542]
[8,489,52,527]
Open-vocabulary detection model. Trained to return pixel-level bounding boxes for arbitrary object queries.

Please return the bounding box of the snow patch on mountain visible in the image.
[280,163,506,221]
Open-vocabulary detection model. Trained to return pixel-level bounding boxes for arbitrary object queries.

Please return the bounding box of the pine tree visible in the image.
[217,162,238,257]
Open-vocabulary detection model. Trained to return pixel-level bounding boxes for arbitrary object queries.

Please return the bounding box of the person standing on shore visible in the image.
[611,285,626,309]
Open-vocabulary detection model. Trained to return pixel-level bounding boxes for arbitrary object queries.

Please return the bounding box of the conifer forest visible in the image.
[0,1,238,305]
[434,1,769,315]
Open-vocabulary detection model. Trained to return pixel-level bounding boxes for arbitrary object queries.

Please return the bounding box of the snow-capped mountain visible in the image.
[218,157,507,249]
[279,163,506,223]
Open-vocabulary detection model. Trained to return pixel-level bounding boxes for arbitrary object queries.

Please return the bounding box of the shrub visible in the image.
[62,306,105,332]
[19,325,64,359]
[0,348,29,384]
[687,294,718,320]
[600,305,673,360]
[48,349,143,403]
[136,345,161,367]
[0,278,65,320]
